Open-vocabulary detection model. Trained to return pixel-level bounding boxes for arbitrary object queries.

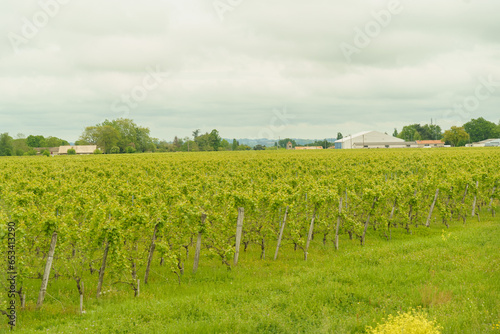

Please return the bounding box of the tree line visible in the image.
[1,117,499,156]
[394,117,500,147]
[0,134,69,156]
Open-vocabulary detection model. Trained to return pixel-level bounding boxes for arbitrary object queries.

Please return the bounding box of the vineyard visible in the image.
[1,148,500,333]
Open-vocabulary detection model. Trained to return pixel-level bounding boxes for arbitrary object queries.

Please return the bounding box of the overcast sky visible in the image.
[1,0,500,142]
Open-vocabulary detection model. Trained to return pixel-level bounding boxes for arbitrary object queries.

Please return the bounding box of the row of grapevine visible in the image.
[1,148,499,316]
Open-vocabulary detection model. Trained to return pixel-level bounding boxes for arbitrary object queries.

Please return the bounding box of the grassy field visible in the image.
[3,214,499,333]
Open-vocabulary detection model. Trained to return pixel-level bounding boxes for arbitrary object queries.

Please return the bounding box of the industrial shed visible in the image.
[467,139,500,147]
[485,139,500,147]
[416,140,445,148]
[334,131,416,149]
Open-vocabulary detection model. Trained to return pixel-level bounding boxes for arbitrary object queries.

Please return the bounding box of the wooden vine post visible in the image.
[233,207,244,266]
[96,241,110,298]
[426,188,439,227]
[471,181,479,218]
[37,231,58,308]
[361,198,377,246]
[489,186,497,217]
[462,184,469,224]
[193,213,206,273]
[144,222,159,284]
[388,198,397,240]
[79,281,84,314]
[304,208,317,261]
[335,197,343,250]
[274,206,289,260]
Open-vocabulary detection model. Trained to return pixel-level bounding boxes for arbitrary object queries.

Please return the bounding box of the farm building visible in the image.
[58,145,97,155]
[466,139,500,147]
[34,147,61,155]
[334,131,417,149]
[295,146,323,150]
[485,139,500,147]
[416,140,445,148]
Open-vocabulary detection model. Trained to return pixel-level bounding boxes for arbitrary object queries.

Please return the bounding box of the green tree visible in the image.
[306,140,333,148]
[208,129,221,151]
[463,117,497,143]
[26,135,46,147]
[67,148,76,155]
[98,126,120,153]
[79,126,99,145]
[80,124,121,153]
[420,124,442,140]
[237,144,251,150]
[398,124,422,141]
[110,146,120,154]
[12,138,30,156]
[220,139,230,150]
[0,133,14,156]
[253,144,266,150]
[232,139,239,151]
[398,124,442,141]
[180,140,198,152]
[493,122,500,138]
[173,136,182,151]
[194,133,211,151]
[337,132,343,140]
[45,136,70,147]
[100,118,153,152]
[443,126,470,147]
[75,139,90,145]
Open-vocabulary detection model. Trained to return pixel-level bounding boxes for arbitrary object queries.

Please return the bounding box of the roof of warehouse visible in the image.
[335,131,371,143]
[416,140,444,144]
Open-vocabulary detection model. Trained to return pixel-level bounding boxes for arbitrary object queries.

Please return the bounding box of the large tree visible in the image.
[80,125,120,153]
[208,129,221,151]
[79,126,100,145]
[0,133,14,156]
[420,124,442,140]
[12,138,31,156]
[26,135,46,148]
[45,136,70,147]
[97,126,120,153]
[232,139,239,151]
[443,126,469,147]
[463,117,497,143]
[101,118,154,152]
[397,124,422,141]
[397,123,442,141]
[79,119,155,153]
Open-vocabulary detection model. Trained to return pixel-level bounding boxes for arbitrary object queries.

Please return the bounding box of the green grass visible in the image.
[3,217,500,333]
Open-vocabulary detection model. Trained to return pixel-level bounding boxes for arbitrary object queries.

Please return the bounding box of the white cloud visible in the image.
[1,0,499,141]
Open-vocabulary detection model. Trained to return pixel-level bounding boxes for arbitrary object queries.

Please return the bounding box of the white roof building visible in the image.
[485,139,500,147]
[466,139,500,147]
[58,145,97,155]
[334,131,415,149]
